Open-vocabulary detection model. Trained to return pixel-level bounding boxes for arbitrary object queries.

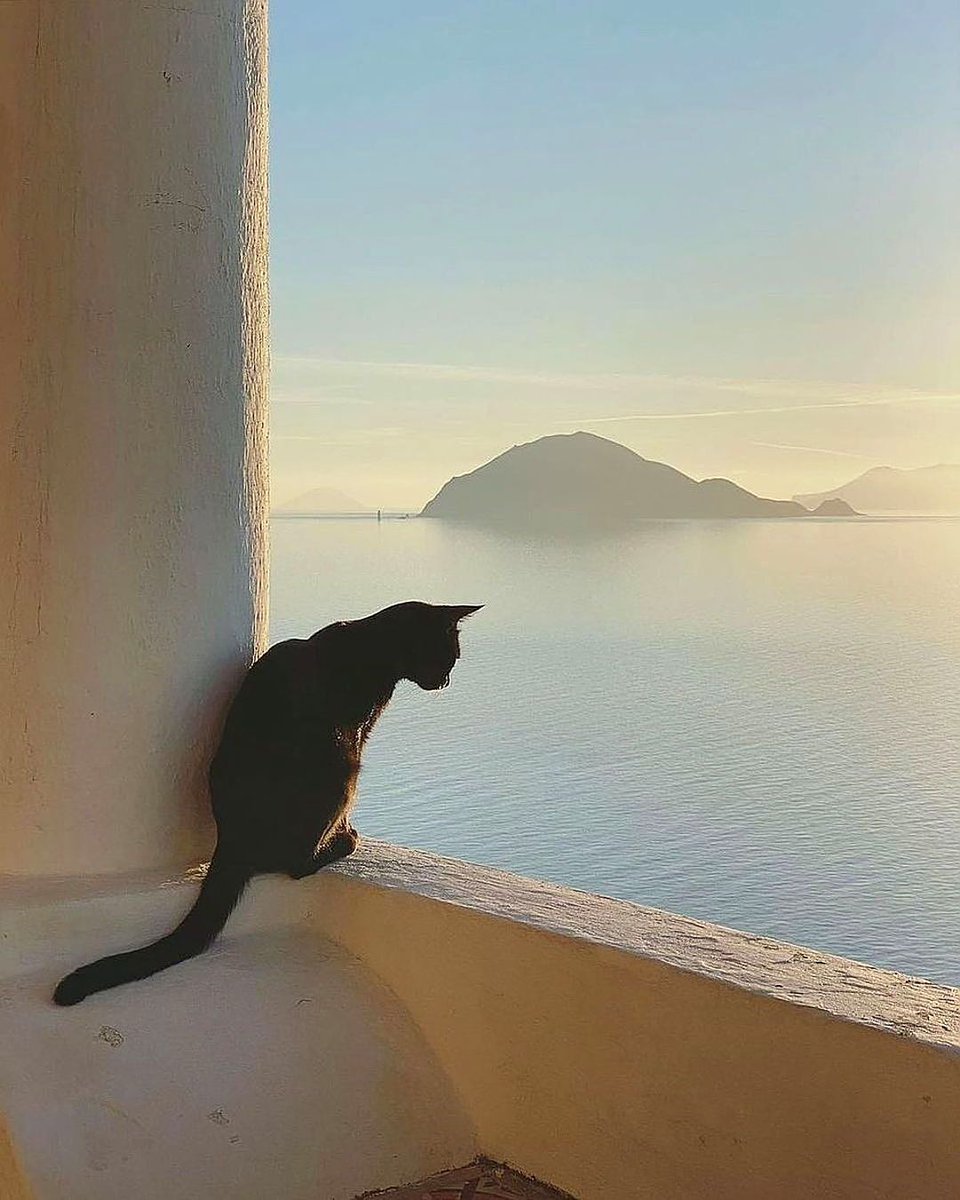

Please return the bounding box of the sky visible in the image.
[269,1,960,510]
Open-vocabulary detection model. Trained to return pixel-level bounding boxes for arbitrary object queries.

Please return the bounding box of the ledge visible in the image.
[3,838,959,1049]
[328,840,960,1051]
[4,841,960,1199]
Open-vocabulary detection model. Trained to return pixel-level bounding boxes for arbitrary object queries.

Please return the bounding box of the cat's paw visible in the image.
[323,827,360,863]
[290,828,360,879]
[287,858,322,880]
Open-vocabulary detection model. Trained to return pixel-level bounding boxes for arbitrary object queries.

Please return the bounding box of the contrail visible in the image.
[750,441,875,459]
[272,355,960,416]
[576,394,953,423]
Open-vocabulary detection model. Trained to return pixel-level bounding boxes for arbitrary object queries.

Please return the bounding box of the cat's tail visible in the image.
[52,848,250,1006]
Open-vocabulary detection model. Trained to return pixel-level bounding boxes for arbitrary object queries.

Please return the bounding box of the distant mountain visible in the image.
[274,486,371,515]
[795,465,960,515]
[420,432,812,527]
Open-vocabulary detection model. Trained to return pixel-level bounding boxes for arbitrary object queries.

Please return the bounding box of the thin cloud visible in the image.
[272,390,369,404]
[275,355,621,390]
[751,442,876,459]
[273,354,960,414]
[272,436,353,446]
[576,394,953,424]
[273,427,403,445]
[273,396,362,404]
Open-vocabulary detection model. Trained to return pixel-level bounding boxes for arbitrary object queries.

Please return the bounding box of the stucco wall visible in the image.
[317,844,960,1200]
[0,1,270,876]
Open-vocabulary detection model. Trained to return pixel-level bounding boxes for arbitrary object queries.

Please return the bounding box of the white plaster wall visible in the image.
[0,2,270,875]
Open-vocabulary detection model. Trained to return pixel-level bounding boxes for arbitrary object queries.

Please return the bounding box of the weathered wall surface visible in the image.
[0,1,270,875]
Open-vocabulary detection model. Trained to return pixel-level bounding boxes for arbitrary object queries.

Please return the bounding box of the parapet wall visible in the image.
[317,842,960,1200]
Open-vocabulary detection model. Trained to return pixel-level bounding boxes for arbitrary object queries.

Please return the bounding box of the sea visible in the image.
[270,514,960,986]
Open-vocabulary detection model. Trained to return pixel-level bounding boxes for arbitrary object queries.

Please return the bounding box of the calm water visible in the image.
[270,516,960,986]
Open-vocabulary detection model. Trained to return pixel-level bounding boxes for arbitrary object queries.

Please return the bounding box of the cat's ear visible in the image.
[445,604,483,625]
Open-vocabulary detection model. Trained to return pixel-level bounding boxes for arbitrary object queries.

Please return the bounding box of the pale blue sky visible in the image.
[269,2,960,508]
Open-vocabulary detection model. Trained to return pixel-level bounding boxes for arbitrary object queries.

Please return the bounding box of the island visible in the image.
[420,432,846,528]
[273,486,371,516]
[810,498,860,517]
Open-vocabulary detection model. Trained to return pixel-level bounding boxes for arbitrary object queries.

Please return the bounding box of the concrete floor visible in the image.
[0,923,474,1200]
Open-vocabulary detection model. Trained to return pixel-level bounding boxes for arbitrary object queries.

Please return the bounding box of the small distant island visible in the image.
[796,464,960,516]
[274,485,372,516]
[420,432,859,528]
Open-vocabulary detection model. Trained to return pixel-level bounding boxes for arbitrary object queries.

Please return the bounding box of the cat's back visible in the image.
[236,635,314,709]
[213,631,341,762]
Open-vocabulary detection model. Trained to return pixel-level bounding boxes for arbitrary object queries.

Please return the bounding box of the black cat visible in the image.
[53,601,481,1006]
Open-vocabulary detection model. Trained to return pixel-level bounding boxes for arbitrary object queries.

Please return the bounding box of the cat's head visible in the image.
[372,601,482,690]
